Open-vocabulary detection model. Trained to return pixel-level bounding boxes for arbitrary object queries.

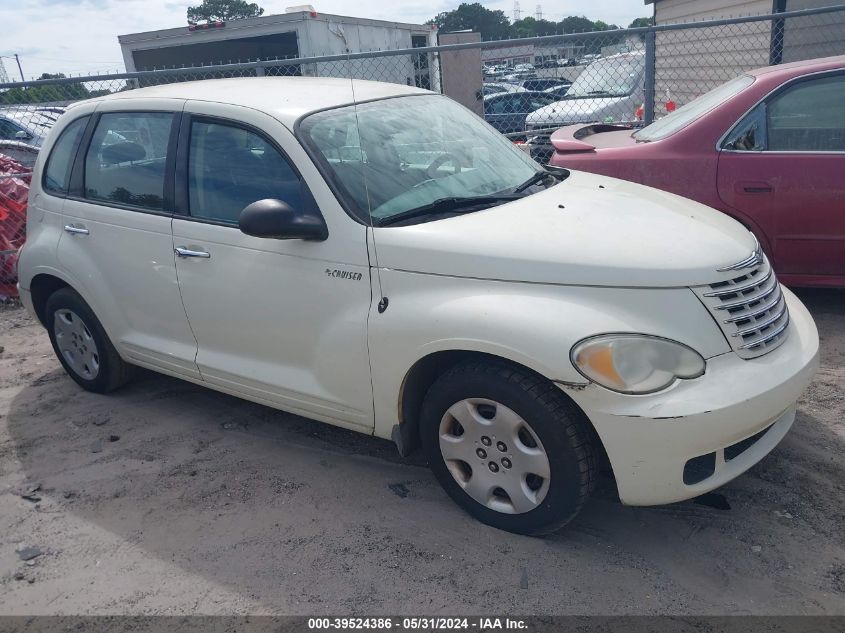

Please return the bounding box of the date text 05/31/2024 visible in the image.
[307,617,528,630]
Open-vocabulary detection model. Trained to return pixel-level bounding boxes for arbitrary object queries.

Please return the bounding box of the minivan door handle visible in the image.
[175,246,211,259]
[64,224,89,236]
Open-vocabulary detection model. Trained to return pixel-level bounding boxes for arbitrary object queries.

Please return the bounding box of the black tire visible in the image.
[45,287,133,393]
[420,361,596,535]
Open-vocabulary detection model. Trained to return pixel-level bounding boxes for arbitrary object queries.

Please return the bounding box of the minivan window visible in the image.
[187,121,303,225]
[634,75,755,142]
[43,116,88,194]
[565,55,644,99]
[84,112,174,211]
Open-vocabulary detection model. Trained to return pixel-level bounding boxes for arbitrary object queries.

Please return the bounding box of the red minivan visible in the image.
[548,55,845,288]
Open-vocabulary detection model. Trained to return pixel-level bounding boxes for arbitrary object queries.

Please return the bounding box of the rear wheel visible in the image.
[420,361,596,535]
[45,288,132,393]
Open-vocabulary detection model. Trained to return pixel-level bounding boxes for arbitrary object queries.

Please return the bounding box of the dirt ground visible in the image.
[0,289,843,616]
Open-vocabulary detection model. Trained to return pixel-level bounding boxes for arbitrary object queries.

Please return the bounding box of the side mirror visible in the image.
[14,130,32,140]
[239,199,328,241]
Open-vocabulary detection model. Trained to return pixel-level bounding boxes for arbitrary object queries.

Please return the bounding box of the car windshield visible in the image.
[300,95,540,225]
[565,56,644,99]
[633,74,756,142]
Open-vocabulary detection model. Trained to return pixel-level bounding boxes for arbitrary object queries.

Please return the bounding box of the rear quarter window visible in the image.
[43,116,89,195]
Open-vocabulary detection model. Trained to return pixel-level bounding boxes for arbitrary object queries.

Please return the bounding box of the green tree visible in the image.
[430,2,511,40]
[2,73,91,105]
[186,0,264,23]
[628,16,654,28]
[558,16,596,34]
[511,16,559,38]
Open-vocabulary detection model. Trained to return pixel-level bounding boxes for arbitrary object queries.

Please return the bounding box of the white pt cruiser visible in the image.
[18,78,819,535]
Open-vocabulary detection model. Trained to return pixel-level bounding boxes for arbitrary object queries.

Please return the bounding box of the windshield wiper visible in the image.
[376,194,523,227]
[512,167,569,194]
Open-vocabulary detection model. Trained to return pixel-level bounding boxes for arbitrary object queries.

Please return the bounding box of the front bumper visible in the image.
[566,286,819,506]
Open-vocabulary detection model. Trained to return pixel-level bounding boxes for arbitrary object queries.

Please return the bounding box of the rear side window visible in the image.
[187,120,302,225]
[43,116,88,195]
[84,112,174,211]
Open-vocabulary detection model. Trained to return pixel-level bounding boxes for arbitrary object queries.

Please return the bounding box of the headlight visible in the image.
[570,334,705,394]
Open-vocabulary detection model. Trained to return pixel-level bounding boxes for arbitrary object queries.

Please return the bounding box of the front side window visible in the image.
[187,121,303,225]
[84,112,174,211]
[43,116,88,194]
[722,104,766,152]
[767,74,845,152]
[301,95,538,224]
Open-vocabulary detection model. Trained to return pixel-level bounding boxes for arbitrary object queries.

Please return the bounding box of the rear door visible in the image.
[170,101,374,431]
[56,99,200,379]
[717,71,845,279]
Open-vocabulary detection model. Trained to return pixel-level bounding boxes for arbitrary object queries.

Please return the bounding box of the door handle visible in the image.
[64,224,89,236]
[175,246,211,258]
[736,181,774,194]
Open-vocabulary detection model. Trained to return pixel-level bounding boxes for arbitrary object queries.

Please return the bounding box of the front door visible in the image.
[718,71,845,281]
[171,102,374,430]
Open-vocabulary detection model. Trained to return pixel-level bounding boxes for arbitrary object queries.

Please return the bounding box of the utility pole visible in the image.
[14,54,24,81]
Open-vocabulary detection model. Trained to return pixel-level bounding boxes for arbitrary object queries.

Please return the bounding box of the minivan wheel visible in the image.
[45,288,132,393]
[420,361,596,535]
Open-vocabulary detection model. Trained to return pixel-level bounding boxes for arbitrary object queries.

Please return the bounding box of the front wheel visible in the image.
[420,361,596,535]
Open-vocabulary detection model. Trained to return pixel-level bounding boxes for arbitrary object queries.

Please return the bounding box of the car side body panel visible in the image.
[368,269,730,440]
[548,55,845,287]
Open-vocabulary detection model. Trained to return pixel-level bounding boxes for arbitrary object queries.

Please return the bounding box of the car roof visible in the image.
[749,54,845,77]
[93,77,430,126]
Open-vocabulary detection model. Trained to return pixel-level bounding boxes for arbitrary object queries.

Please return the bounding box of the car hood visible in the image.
[526,97,633,127]
[371,170,756,288]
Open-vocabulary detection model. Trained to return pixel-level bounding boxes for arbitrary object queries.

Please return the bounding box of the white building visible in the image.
[118,6,438,89]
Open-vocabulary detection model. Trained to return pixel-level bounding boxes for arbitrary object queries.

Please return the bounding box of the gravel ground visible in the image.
[0,289,843,616]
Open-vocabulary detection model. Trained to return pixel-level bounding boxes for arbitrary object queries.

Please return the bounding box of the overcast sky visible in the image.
[1,0,651,81]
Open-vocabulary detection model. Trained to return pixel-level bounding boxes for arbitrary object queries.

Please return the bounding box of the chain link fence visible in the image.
[1,4,844,296]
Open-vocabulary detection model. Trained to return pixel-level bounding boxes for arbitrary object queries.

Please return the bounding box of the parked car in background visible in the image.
[483,91,559,138]
[482,82,526,96]
[502,70,537,82]
[548,55,845,288]
[536,59,559,69]
[18,77,819,535]
[542,83,573,99]
[515,78,569,92]
[525,52,645,162]
[558,58,578,67]
[0,107,66,148]
[577,54,602,65]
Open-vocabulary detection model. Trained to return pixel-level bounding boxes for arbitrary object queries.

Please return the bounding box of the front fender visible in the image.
[368,269,729,439]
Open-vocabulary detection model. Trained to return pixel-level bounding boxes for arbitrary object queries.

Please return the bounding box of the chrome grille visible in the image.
[692,256,790,359]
